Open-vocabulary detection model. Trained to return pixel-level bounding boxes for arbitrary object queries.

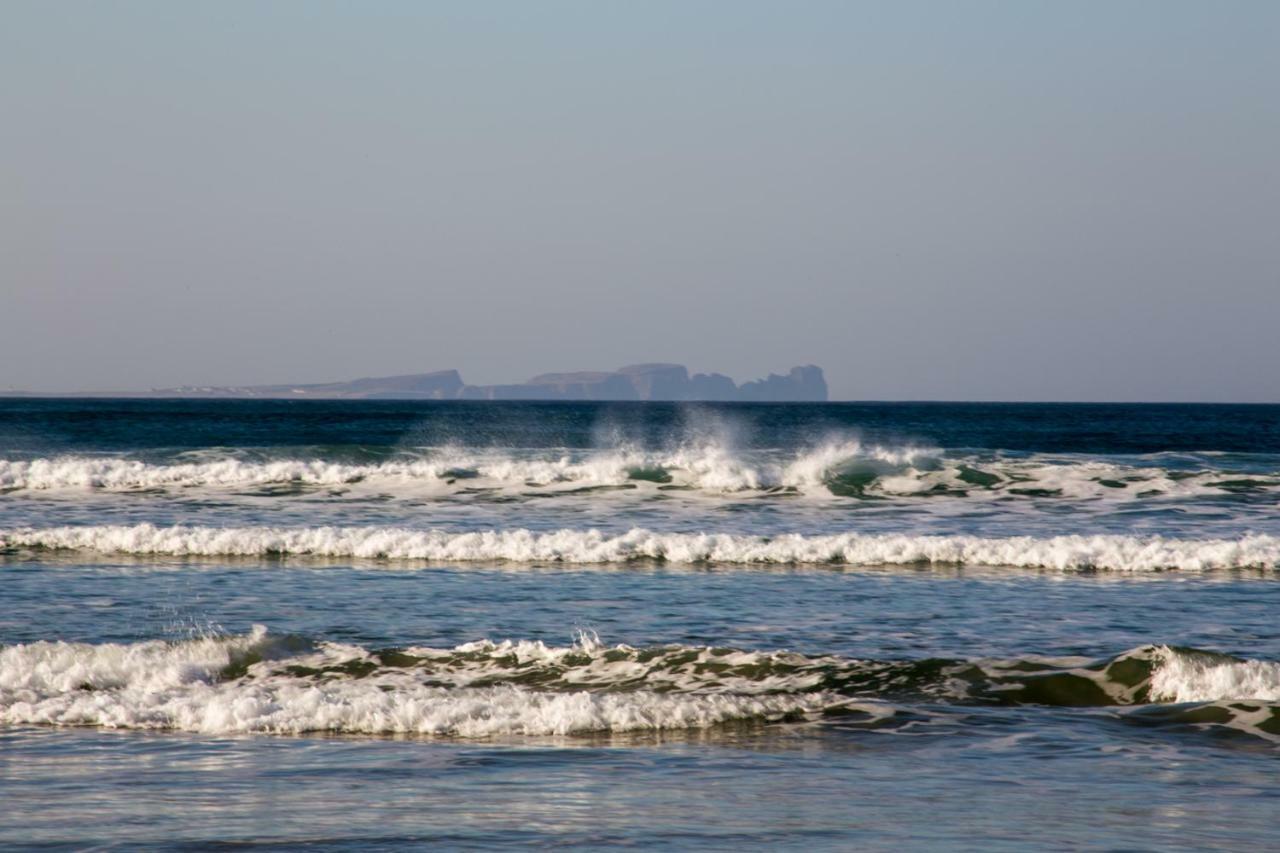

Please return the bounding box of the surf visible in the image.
[3,523,1279,571]
[4,628,1278,740]
[2,445,1274,502]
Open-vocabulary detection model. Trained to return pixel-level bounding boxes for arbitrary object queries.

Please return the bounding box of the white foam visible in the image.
[3,446,1258,500]
[1150,647,1280,703]
[0,457,455,491]
[0,445,917,494]
[0,630,834,736]
[3,523,1278,571]
[7,630,1280,738]
[2,679,819,737]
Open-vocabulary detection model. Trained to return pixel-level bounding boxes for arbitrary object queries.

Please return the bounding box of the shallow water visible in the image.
[2,400,1279,849]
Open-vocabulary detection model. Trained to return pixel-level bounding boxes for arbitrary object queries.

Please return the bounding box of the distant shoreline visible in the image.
[1,363,829,403]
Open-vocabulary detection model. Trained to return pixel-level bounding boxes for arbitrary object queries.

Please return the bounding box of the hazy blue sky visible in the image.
[3,1,1277,400]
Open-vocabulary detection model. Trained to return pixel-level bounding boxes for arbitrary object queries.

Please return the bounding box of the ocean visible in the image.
[2,398,1279,850]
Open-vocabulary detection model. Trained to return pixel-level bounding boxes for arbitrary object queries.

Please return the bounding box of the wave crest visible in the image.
[3,524,1278,571]
[4,630,1279,739]
[3,445,1270,501]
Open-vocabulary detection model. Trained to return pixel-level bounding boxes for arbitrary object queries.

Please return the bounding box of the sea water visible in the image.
[1,399,1279,849]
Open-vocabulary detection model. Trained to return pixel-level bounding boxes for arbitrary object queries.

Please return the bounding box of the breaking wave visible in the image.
[1,445,1273,501]
[3,524,1278,571]
[2,628,1277,741]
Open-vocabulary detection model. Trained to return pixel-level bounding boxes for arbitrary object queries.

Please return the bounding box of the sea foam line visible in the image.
[2,524,1278,571]
[0,444,929,494]
[0,628,840,736]
[2,448,1262,499]
[4,630,1280,737]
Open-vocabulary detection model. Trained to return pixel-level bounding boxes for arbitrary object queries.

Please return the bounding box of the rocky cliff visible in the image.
[459,364,826,401]
[152,365,828,401]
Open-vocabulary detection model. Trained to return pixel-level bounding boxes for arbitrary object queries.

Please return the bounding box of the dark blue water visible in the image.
[4,398,1279,454]
[2,400,1279,849]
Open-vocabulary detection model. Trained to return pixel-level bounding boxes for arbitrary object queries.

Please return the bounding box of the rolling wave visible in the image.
[3,628,1277,740]
[3,524,1278,571]
[1,445,1275,501]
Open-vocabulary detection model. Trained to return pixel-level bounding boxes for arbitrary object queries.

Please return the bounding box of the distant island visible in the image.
[116,364,828,402]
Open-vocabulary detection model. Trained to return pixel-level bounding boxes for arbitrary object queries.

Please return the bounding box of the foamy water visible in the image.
[5,399,1280,848]
[2,445,1272,501]
[4,523,1279,571]
[4,628,1276,739]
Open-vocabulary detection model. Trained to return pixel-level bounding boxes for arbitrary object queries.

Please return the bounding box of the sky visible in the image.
[2,1,1277,401]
